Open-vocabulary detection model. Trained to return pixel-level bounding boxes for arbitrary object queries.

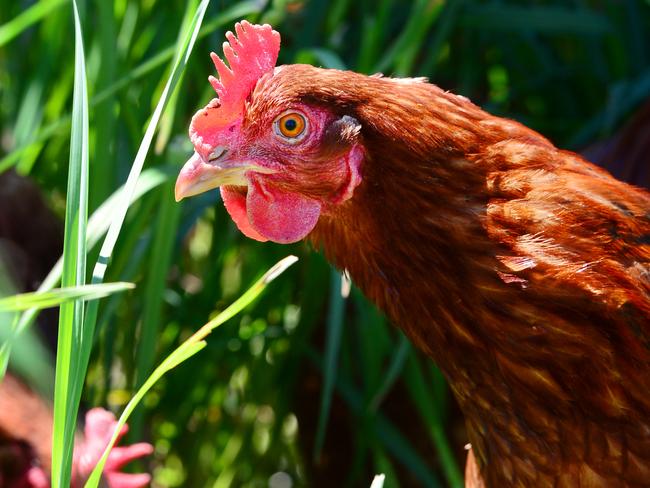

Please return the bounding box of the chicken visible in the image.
[175,22,650,487]
[0,373,153,487]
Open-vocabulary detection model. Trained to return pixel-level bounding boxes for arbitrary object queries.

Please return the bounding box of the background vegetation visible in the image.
[1,0,649,486]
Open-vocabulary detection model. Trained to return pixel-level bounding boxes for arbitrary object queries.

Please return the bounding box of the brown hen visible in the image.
[175,22,650,487]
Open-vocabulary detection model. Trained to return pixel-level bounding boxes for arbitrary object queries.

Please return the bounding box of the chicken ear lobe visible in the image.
[247,176,322,244]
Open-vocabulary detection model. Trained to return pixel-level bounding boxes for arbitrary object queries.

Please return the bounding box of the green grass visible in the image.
[51,2,90,485]
[0,283,134,312]
[1,1,648,487]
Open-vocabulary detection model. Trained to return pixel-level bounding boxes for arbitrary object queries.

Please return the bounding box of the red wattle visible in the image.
[247,177,322,244]
[221,186,268,242]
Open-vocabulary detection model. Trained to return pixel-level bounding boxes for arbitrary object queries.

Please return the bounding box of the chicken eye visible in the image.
[274,111,308,143]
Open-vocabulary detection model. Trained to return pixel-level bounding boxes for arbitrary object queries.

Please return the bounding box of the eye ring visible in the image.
[273,110,308,143]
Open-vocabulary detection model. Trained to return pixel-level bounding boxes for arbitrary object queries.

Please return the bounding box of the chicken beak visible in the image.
[175,151,250,202]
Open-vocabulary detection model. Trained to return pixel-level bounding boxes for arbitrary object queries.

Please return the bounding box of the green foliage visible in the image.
[85,256,298,488]
[1,0,648,487]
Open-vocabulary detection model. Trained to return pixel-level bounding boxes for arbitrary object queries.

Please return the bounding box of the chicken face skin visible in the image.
[176,22,364,243]
[177,92,364,243]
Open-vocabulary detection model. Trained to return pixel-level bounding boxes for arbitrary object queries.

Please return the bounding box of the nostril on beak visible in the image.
[208,146,228,162]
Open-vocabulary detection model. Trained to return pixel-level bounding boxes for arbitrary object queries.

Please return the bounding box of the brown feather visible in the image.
[250,64,650,486]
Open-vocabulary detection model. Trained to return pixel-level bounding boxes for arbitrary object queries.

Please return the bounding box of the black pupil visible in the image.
[284,118,298,132]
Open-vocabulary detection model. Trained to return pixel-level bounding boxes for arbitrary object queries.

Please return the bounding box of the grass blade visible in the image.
[0,0,67,47]
[314,269,347,460]
[131,0,200,408]
[373,0,443,75]
[84,256,298,488]
[368,334,410,411]
[51,1,89,485]
[130,181,181,437]
[0,283,134,312]
[404,353,462,488]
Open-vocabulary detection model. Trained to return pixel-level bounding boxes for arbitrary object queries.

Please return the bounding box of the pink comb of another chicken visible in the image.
[190,21,280,154]
[74,408,153,488]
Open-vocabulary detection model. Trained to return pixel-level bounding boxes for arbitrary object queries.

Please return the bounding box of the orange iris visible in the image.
[278,112,306,138]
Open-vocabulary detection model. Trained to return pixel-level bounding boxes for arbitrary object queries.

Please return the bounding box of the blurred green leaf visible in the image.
[314,268,347,460]
[462,5,612,35]
[0,0,67,47]
[369,334,410,411]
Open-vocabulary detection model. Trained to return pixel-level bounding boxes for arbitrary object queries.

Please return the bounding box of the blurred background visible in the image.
[1,0,649,486]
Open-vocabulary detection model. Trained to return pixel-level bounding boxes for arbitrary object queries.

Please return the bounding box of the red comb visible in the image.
[209,21,280,111]
[190,21,280,150]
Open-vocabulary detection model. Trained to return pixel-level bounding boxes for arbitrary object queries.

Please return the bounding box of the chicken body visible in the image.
[176,22,650,487]
[300,66,650,487]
